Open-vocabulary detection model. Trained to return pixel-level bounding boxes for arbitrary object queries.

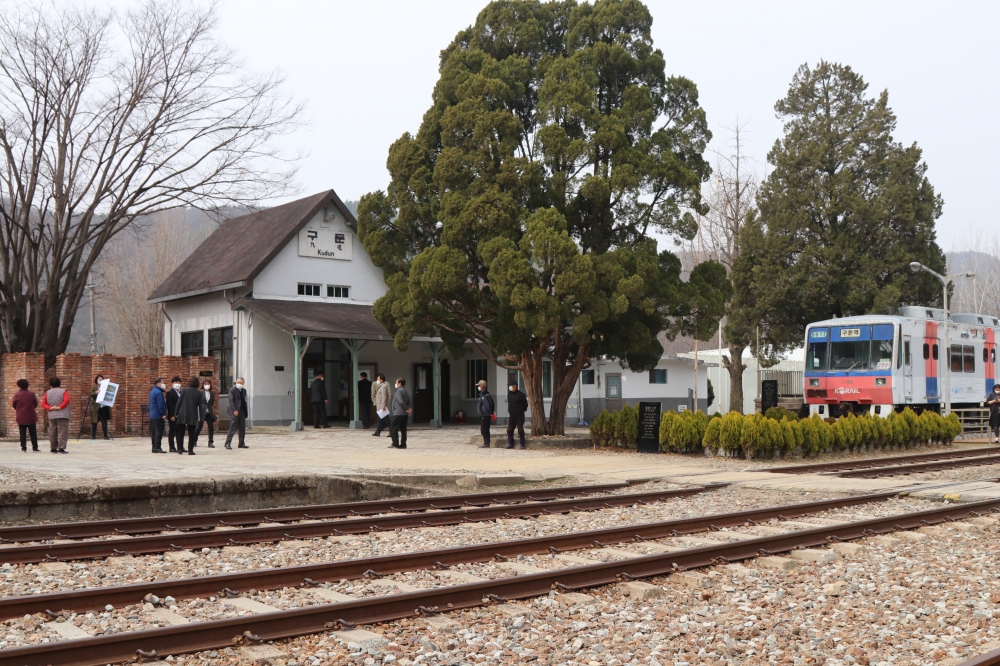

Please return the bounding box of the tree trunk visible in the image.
[725,342,747,414]
[517,342,588,437]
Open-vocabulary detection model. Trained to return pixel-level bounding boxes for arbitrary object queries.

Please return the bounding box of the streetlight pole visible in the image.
[909,262,973,417]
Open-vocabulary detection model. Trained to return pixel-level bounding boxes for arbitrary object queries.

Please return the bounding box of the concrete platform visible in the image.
[3,426,1000,502]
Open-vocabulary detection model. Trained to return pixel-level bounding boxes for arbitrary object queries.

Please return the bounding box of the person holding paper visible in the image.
[372,373,391,437]
[89,374,112,440]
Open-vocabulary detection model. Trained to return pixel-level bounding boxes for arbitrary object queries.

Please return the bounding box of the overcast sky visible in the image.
[215,0,998,252]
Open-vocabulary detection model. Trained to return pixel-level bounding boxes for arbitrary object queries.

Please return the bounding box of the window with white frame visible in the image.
[581,369,595,385]
[649,369,667,384]
[298,283,321,296]
[466,359,488,399]
[327,285,350,298]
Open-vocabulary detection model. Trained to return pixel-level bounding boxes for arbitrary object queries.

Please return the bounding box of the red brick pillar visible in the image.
[125,355,156,435]
[0,353,47,438]
[158,357,189,387]
[188,356,221,387]
[54,353,92,437]
[89,354,122,436]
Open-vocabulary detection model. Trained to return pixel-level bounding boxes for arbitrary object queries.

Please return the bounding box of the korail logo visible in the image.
[833,387,860,395]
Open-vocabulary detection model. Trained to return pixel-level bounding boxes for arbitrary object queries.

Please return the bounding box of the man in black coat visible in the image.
[357,372,372,428]
[505,381,528,450]
[165,376,184,453]
[310,371,328,428]
[225,378,249,449]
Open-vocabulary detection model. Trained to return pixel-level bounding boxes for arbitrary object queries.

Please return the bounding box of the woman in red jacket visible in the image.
[12,379,39,452]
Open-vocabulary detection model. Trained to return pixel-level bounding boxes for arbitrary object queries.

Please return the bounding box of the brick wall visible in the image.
[1,353,218,438]
[125,355,156,436]
[0,353,47,437]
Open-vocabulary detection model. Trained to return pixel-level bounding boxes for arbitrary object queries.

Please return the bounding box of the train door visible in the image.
[924,321,939,404]
[986,329,996,394]
[903,335,913,399]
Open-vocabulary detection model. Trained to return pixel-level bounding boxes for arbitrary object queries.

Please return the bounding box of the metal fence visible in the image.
[952,408,989,438]
[759,370,804,397]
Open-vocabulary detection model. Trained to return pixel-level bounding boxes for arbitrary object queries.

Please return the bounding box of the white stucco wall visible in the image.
[161,293,236,357]
[253,209,387,304]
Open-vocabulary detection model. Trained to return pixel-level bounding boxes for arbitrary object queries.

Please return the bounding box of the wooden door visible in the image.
[412,363,434,422]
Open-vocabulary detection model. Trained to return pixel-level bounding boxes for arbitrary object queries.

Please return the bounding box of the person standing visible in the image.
[388,377,412,449]
[988,384,1000,443]
[196,379,217,448]
[41,377,70,454]
[225,377,249,449]
[149,378,167,454]
[310,371,328,429]
[89,374,112,440]
[476,379,495,449]
[357,371,372,428]
[175,377,202,455]
[165,376,183,452]
[372,373,391,437]
[12,379,39,452]
[505,381,528,450]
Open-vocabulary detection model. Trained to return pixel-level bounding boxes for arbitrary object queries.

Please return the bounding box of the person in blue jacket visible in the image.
[149,377,168,454]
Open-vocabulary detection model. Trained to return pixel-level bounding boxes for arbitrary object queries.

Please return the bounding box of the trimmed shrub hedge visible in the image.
[590,406,962,458]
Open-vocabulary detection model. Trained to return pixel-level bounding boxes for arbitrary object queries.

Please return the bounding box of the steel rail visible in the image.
[3,495,996,666]
[0,481,644,543]
[835,454,1000,478]
[0,491,897,621]
[767,446,1000,474]
[957,648,1000,666]
[0,486,722,565]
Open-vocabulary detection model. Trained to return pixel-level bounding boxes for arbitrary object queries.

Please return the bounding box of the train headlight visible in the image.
[809,379,820,387]
[875,378,886,386]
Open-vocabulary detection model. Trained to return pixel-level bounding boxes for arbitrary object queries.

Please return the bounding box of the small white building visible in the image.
[149,190,706,428]
[676,347,805,414]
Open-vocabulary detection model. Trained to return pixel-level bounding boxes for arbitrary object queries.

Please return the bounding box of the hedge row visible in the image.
[589,406,962,459]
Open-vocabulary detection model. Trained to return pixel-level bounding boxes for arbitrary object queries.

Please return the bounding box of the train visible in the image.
[803,306,1000,417]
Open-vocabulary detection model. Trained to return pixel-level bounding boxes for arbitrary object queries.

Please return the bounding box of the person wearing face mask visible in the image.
[372,373,391,437]
[225,377,249,450]
[89,374,112,440]
[148,378,167,454]
[175,376,202,455]
[987,384,1000,443]
[196,379,217,448]
[165,376,185,453]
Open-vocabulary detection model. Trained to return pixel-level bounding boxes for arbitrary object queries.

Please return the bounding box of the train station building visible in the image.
[148,190,706,428]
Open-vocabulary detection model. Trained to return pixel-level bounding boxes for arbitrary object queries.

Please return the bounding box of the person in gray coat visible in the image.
[174,376,202,455]
[388,377,412,449]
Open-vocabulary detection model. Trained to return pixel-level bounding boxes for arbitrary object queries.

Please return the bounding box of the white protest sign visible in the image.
[96,379,119,408]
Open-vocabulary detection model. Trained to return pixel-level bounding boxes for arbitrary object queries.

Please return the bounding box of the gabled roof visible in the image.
[237,297,393,340]
[147,190,357,303]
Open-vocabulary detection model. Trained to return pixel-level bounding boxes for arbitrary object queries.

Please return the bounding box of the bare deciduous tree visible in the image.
[0,0,301,364]
[948,228,1000,317]
[97,211,215,355]
[692,120,760,413]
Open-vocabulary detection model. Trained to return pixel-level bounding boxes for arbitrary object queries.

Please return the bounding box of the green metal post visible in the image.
[344,339,369,429]
[426,342,442,428]
[291,335,301,431]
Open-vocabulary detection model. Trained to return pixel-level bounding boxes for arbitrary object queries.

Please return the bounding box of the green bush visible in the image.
[589,405,639,448]
[659,410,707,453]
[589,410,614,447]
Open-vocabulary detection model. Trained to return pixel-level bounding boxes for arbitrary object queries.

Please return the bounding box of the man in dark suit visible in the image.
[357,372,372,428]
[225,377,249,449]
[310,371,328,428]
[165,376,184,452]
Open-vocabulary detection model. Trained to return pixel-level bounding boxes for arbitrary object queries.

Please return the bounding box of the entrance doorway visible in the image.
[412,362,435,423]
[605,374,622,411]
[301,339,353,424]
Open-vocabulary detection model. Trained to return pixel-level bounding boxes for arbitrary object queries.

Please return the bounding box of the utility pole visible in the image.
[693,213,702,413]
[86,279,97,355]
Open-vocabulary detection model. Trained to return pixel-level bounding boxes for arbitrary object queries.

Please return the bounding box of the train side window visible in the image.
[932,343,939,360]
[993,349,997,363]
[964,345,975,373]
[904,341,911,366]
[984,348,989,364]
[922,343,929,360]
[950,344,963,373]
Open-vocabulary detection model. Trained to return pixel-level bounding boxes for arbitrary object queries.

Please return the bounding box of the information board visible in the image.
[761,379,779,413]
[636,401,662,454]
[95,379,119,408]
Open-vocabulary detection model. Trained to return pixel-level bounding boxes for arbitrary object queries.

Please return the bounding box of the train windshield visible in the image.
[830,340,870,371]
[806,328,828,370]
[874,340,893,369]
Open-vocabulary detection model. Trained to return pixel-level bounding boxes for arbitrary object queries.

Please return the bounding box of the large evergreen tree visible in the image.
[358,0,730,434]
[736,61,945,354]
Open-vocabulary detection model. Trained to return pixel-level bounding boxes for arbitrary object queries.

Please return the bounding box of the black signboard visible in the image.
[636,401,662,453]
[761,379,779,413]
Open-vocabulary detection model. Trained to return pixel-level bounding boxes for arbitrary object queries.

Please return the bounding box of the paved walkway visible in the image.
[5,425,999,500]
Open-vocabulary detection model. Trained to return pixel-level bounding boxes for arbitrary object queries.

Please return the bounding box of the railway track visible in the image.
[768,446,1000,475]
[0,491,896,620]
[1,493,995,666]
[0,485,721,564]
[833,454,1000,478]
[0,480,647,542]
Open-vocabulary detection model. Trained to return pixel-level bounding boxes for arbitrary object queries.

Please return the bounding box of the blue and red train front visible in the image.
[805,324,894,416]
